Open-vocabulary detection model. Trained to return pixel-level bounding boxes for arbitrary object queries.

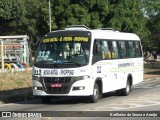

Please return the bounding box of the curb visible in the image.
[0,88,33,104]
[144,77,160,81]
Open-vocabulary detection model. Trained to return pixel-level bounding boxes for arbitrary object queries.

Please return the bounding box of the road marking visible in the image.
[86,92,160,111]
[133,83,160,89]
[155,84,160,87]
[41,118,51,120]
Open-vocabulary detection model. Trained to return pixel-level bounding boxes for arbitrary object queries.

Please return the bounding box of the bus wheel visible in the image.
[90,83,99,103]
[116,80,131,96]
[40,97,52,104]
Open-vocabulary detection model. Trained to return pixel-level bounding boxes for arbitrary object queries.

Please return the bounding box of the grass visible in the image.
[144,61,160,73]
[0,70,34,104]
[0,70,32,91]
[144,67,160,73]
[144,61,160,69]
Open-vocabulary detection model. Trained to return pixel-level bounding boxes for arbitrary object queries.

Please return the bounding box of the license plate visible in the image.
[50,83,62,88]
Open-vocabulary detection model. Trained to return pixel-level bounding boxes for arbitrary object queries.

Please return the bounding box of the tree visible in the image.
[0,0,25,35]
[73,0,109,28]
[0,0,51,61]
[1,0,159,56]
[51,0,109,29]
[52,0,91,29]
[21,0,53,60]
[101,0,150,51]
[58,4,90,29]
[143,0,160,52]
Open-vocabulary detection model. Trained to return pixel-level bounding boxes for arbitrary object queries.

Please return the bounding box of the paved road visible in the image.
[0,79,160,120]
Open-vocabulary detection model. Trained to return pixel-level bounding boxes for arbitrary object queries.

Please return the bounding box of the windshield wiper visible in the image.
[36,60,55,64]
[35,60,58,65]
[63,61,81,67]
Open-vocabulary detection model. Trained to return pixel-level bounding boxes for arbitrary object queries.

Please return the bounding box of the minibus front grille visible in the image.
[42,77,74,94]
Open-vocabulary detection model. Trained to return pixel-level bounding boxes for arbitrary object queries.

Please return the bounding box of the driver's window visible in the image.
[92,40,102,64]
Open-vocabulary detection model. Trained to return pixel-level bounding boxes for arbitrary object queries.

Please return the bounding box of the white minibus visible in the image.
[32,25,143,103]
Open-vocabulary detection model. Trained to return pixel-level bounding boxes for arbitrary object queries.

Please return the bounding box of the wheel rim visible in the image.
[126,82,130,93]
[93,87,99,100]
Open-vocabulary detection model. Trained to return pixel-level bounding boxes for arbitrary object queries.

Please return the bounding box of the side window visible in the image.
[112,41,118,59]
[92,40,103,63]
[101,40,109,59]
[107,41,118,59]
[134,41,142,57]
[127,41,135,58]
[118,41,127,58]
[96,40,119,60]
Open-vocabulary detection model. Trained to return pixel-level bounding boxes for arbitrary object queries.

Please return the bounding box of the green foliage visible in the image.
[143,0,160,51]
[0,0,159,53]
[55,4,90,29]
[0,0,50,37]
[104,0,150,51]
[0,0,25,35]
[108,1,148,34]
[52,0,109,29]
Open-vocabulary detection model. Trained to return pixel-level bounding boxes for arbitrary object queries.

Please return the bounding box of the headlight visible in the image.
[74,75,90,81]
[32,76,41,81]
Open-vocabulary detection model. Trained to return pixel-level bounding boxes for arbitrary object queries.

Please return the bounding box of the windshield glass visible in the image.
[34,36,91,68]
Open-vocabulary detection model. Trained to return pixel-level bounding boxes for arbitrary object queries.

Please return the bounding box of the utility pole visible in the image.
[49,0,51,32]
[0,41,4,70]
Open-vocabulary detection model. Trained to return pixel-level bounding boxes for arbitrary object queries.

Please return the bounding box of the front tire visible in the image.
[90,83,99,103]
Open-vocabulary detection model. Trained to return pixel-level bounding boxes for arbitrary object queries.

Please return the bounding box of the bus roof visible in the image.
[48,25,140,41]
[90,30,140,41]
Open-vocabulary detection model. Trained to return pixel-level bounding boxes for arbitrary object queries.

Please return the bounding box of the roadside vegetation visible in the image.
[144,61,160,72]
[0,70,33,104]
[0,70,32,91]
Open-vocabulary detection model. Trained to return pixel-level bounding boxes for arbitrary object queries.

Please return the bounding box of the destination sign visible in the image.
[43,37,89,43]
